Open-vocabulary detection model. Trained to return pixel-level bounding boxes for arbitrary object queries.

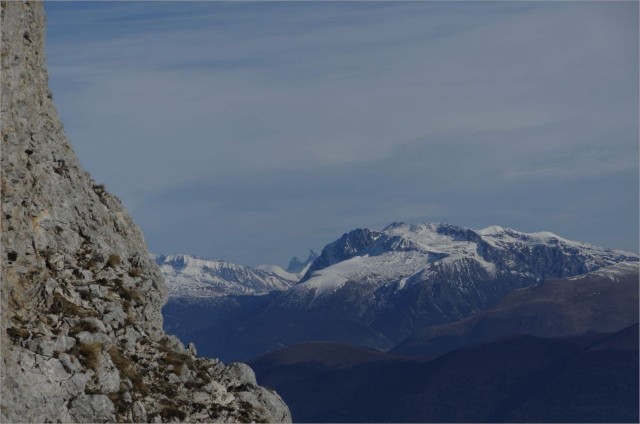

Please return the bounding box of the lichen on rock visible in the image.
[0,1,290,422]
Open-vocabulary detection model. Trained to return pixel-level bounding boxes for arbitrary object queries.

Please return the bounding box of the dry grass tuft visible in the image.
[107,346,149,395]
[105,254,122,269]
[113,279,143,304]
[71,342,103,369]
[160,351,194,373]
[6,326,30,341]
[160,404,187,422]
[108,346,136,379]
[49,293,96,318]
[70,320,100,335]
[128,267,143,278]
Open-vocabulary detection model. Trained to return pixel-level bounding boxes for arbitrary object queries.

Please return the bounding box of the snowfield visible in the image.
[153,254,295,298]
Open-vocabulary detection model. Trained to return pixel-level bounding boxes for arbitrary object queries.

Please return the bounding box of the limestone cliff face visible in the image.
[0,2,290,422]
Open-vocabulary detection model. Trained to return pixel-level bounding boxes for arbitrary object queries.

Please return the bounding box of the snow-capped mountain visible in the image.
[253,250,319,283]
[295,222,637,298]
[163,222,638,361]
[153,254,295,298]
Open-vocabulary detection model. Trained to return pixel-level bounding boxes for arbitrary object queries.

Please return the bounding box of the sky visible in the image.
[45,1,638,267]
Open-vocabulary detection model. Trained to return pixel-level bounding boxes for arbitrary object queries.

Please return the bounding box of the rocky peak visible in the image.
[300,229,382,281]
[286,249,318,274]
[0,2,290,422]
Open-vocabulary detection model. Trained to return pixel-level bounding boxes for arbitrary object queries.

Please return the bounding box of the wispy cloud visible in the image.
[45,1,638,265]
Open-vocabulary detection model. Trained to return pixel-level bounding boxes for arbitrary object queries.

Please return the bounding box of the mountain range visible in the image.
[163,222,638,362]
[247,261,638,422]
[160,221,638,422]
[153,254,296,298]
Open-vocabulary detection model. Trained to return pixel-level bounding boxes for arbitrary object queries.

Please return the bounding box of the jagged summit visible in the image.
[286,249,318,274]
[0,2,289,422]
[163,219,637,362]
[298,221,637,295]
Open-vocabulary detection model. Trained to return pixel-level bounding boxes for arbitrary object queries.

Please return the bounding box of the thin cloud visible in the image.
[45,1,638,265]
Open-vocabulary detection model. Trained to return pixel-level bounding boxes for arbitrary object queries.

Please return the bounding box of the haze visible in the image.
[45,1,639,266]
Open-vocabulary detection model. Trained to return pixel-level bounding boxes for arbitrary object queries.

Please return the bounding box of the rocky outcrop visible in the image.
[0,1,290,422]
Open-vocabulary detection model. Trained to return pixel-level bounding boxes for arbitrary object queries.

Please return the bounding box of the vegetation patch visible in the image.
[160,351,194,373]
[70,320,100,335]
[113,279,143,304]
[152,379,179,398]
[49,293,97,317]
[108,346,137,380]
[128,267,143,278]
[108,391,130,417]
[71,342,103,369]
[229,383,256,393]
[132,375,149,396]
[6,326,29,341]
[78,290,93,302]
[110,344,149,395]
[196,370,212,384]
[105,254,122,269]
[238,400,262,423]
[160,403,186,422]
[184,381,206,390]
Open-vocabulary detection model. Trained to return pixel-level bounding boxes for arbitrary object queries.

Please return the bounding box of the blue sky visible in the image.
[45,1,638,266]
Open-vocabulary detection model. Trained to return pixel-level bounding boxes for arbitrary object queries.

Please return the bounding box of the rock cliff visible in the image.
[0,1,290,422]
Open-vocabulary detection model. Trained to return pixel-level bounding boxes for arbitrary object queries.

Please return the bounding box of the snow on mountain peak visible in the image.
[477,225,506,235]
[295,221,638,299]
[256,264,302,283]
[154,254,295,298]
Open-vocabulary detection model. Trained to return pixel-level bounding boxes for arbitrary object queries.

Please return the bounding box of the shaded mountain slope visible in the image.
[250,325,639,423]
[394,261,639,356]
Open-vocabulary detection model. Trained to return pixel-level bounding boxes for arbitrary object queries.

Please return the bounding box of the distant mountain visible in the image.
[255,264,303,283]
[153,254,294,298]
[393,261,639,356]
[286,249,318,274]
[163,222,637,361]
[250,325,639,423]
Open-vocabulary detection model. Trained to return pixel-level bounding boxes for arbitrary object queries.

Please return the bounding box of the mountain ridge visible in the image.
[153,253,295,298]
[392,260,639,356]
[250,324,639,422]
[163,220,636,362]
[299,221,637,294]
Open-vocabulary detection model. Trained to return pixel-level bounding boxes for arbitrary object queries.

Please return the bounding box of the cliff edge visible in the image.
[0,1,290,422]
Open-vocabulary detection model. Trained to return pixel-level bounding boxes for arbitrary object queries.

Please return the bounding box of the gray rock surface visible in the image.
[69,394,116,423]
[0,1,291,422]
